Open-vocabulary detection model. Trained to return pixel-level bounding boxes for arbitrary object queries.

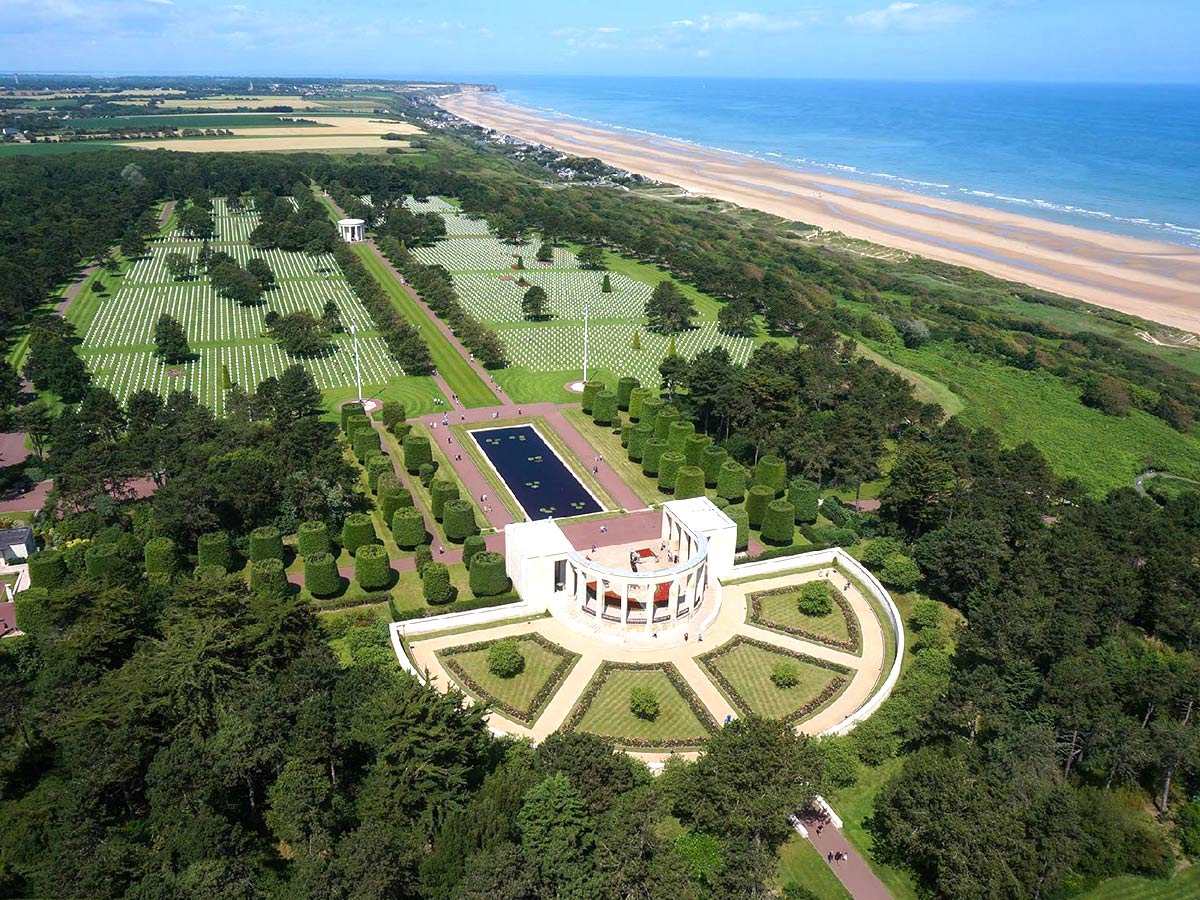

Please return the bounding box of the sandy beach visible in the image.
[442,91,1200,334]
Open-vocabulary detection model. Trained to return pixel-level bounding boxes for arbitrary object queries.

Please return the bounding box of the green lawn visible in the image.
[751,588,856,649]
[349,243,495,408]
[1078,868,1200,900]
[492,367,586,405]
[700,639,848,721]
[439,634,578,726]
[776,834,853,899]
[829,758,920,900]
[571,665,715,749]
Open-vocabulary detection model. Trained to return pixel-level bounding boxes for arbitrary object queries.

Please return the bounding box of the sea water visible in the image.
[495,76,1200,247]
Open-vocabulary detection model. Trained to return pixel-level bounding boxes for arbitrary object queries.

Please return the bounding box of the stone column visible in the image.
[621,580,629,626]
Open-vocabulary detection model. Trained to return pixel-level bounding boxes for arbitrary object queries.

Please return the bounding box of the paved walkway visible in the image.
[801,811,892,900]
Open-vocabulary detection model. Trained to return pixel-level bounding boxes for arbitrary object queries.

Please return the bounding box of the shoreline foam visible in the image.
[440,90,1200,335]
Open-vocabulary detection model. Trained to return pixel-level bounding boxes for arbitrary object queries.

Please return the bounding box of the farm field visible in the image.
[405,199,755,401]
[76,197,421,414]
[122,115,421,153]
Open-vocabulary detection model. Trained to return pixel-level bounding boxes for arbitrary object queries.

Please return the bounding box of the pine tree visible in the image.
[601,273,612,293]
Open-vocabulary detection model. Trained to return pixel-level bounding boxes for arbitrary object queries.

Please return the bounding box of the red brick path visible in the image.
[801,811,892,900]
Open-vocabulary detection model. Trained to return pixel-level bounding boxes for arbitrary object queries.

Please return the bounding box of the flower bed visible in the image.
[563,661,719,750]
[697,635,850,726]
[439,632,580,727]
[748,580,861,653]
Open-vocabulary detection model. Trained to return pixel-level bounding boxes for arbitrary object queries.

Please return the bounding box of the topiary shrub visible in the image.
[627,423,653,462]
[422,561,453,604]
[403,435,432,474]
[391,507,426,549]
[14,587,50,636]
[592,391,618,426]
[352,428,381,461]
[684,433,711,467]
[379,483,413,526]
[642,439,669,477]
[798,581,833,617]
[674,466,706,500]
[344,412,370,439]
[754,455,787,496]
[487,639,525,678]
[716,460,747,503]
[469,552,510,597]
[366,455,393,493]
[379,400,406,429]
[28,551,67,590]
[251,558,287,596]
[654,405,679,441]
[355,544,392,590]
[249,525,283,562]
[418,462,437,486]
[197,531,232,572]
[144,537,178,577]
[297,521,329,558]
[725,504,749,551]
[580,380,605,414]
[443,499,478,542]
[414,545,433,577]
[628,386,650,421]
[667,420,695,454]
[620,423,634,447]
[745,484,776,529]
[640,397,664,432]
[761,499,795,545]
[85,543,122,578]
[304,553,342,598]
[713,496,729,509]
[630,687,660,721]
[340,400,366,431]
[340,513,375,555]
[787,478,820,524]
[658,451,686,492]
[616,376,640,411]
[701,445,729,487]
[771,661,800,688]
[430,479,460,521]
[462,534,487,569]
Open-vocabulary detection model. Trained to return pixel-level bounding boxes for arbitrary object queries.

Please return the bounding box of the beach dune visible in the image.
[441,91,1200,335]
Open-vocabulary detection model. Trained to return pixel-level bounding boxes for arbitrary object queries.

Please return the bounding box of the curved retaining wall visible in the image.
[728,547,905,736]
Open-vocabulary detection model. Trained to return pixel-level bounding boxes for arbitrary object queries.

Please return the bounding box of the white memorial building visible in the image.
[337,218,365,243]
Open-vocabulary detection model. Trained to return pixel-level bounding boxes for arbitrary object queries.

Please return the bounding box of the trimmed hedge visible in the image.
[684,433,712,467]
[580,380,605,414]
[755,455,787,496]
[366,455,393,492]
[462,534,487,569]
[443,499,478,542]
[422,561,453,605]
[197,531,232,572]
[414,545,433,576]
[640,397,664,432]
[627,386,651,421]
[725,504,749,551]
[391,507,427,549]
[14,587,49,636]
[297,521,329,558]
[344,412,370,439]
[616,376,640,411]
[352,428,381,461]
[249,526,283,562]
[355,544,392,590]
[761,499,796,545]
[144,537,178,577]
[251,558,287,595]
[304,553,342,598]
[403,435,432,474]
[748,581,861,653]
[716,461,747,503]
[654,405,679,441]
[28,551,66,590]
[340,401,365,430]
[379,400,406,429]
[620,423,634,448]
[430,479,459,521]
[788,479,820,525]
[418,462,437,486]
[85,543,122,578]
[627,423,653,462]
[667,420,695,454]
[642,439,669,477]
[674,465,706,500]
[592,391,618,426]
[379,483,413,527]
[389,591,521,622]
[469,551,510,597]
[701,445,729,486]
[746,484,776,529]
[341,513,375,555]
[657,451,686,493]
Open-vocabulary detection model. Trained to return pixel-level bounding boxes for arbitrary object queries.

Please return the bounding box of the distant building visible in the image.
[0,527,35,563]
[337,218,365,243]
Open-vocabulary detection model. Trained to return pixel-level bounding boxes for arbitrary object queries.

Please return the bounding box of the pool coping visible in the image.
[467,421,607,522]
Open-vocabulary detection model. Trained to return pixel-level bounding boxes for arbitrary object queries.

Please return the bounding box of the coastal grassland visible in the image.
[437,634,580,726]
[854,343,963,415]
[775,835,853,899]
[569,664,716,750]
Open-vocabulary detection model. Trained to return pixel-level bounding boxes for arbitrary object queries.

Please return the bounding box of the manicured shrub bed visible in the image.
[468,551,509,596]
[747,581,861,653]
[249,526,283,562]
[297,521,329,558]
[197,531,231,572]
[403,434,432,474]
[354,544,392,590]
[144,537,178,576]
[304,553,342,598]
[341,513,375,555]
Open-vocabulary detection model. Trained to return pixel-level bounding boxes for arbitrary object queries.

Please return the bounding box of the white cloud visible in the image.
[846,2,975,31]
[143,0,173,5]
[695,48,712,57]
[667,11,812,33]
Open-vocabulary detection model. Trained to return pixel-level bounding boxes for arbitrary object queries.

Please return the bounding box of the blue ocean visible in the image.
[495,77,1200,247]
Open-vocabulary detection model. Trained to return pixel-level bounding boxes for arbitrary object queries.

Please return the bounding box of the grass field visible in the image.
[699,639,848,721]
[439,634,578,726]
[829,758,920,900]
[776,835,853,899]
[571,664,715,749]
[1077,868,1200,900]
[752,589,855,648]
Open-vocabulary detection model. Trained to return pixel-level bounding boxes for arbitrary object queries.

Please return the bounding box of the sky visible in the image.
[1,0,1197,84]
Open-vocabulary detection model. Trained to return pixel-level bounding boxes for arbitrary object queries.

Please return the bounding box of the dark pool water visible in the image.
[470,424,602,520]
